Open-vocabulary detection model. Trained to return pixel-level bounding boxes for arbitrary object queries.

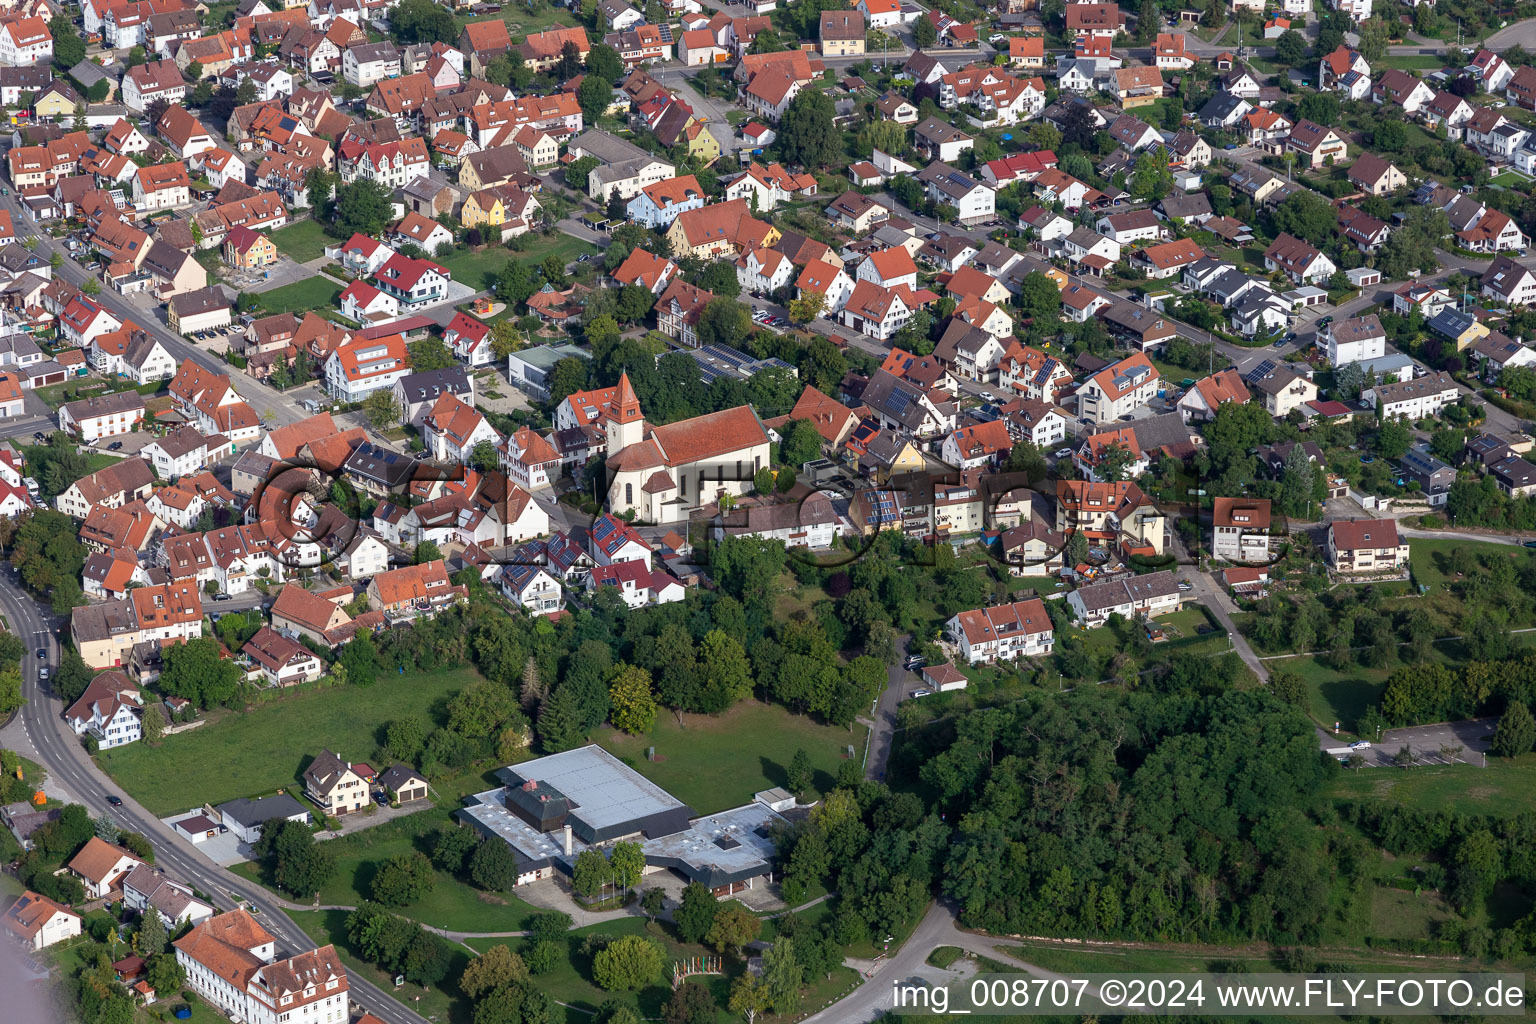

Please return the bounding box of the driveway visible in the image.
[865,633,912,781]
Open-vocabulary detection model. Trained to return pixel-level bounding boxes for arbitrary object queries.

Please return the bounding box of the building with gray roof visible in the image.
[458,745,791,893]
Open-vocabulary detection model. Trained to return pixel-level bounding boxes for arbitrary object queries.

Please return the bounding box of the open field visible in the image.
[464,917,860,1023]
[252,277,344,316]
[592,702,866,814]
[1327,754,1536,818]
[267,220,333,263]
[18,443,121,477]
[1407,537,1536,592]
[289,908,473,1024]
[97,667,484,816]
[1374,55,1447,69]
[231,797,541,933]
[436,234,599,293]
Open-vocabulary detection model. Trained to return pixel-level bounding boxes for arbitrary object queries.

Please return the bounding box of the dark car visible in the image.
[32,431,45,442]
[35,648,44,659]
[108,441,123,451]
[1525,540,1536,549]
[106,795,123,807]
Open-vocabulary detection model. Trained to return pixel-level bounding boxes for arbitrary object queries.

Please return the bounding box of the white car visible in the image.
[979,390,995,401]
[1349,741,1371,750]
[1053,448,1073,458]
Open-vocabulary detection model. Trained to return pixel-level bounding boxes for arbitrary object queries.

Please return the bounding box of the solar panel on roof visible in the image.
[1244,359,1277,384]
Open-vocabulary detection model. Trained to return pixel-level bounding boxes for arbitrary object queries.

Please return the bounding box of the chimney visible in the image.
[562,823,573,856]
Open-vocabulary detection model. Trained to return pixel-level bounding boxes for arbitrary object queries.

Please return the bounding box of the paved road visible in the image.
[0,191,306,430]
[1184,565,1269,682]
[864,633,912,780]
[0,573,431,1024]
[801,901,1049,1024]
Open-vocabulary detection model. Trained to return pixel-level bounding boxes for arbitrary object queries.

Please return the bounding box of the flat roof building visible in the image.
[458,744,790,894]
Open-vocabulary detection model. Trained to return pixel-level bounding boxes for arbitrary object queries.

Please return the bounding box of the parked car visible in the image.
[1054,448,1073,458]
[212,593,231,602]
[1349,741,1371,750]
[909,688,932,698]
[107,441,123,451]
[979,390,995,401]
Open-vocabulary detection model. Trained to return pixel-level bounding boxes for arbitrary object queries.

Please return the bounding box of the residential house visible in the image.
[1326,518,1409,575]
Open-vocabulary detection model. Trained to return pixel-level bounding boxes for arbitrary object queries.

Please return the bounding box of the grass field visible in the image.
[1327,754,1536,818]
[1374,55,1447,70]
[436,234,599,293]
[18,442,121,478]
[252,277,344,316]
[1407,537,1536,592]
[231,797,541,933]
[592,703,866,814]
[267,220,333,263]
[97,667,484,816]
[289,908,474,1024]
[464,917,860,1023]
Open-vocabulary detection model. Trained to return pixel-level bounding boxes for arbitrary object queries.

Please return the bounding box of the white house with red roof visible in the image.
[324,334,410,402]
[736,246,793,295]
[856,247,919,290]
[422,391,500,463]
[588,512,652,566]
[68,836,143,898]
[174,910,348,1024]
[339,280,400,325]
[59,297,123,347]
[794,259,854,314]
[0,17,52,66]
[64,671,143,749]
[502,426,561,491]
[443,311,494,366]
[947,597,1053,664]
[324,233,397,276]
[941,420,1013,469]
[611,249,679,294]
[587,559,684,608]
[372,254,450,311]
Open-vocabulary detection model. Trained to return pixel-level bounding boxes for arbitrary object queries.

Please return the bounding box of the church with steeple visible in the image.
[552,372,773,524]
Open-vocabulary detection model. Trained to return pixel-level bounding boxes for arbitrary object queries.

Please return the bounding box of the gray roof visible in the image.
[569,128,654,166]
[1074,569,1180,612]
[396,366,471,403]
[913,116,972,145]
[494,744,693,844]
[216,793,310,829]
[169,286,229,318]
[1159,192,1211,220]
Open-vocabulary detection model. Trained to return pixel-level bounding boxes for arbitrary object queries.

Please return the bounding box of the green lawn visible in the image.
[1491,170,1533,188]
[437,234,599,293]
[1327,754,1536,818]
[464,917,860,1023]
[231,799,541,933]
[267,220,334,263]
[1407,537,1536,592]
[97,667,485,816]
[1374,55,1446,70]
[18,442,121,477]
[592,703,866,814]
[252,277,344,316]
[289,908,474,1024]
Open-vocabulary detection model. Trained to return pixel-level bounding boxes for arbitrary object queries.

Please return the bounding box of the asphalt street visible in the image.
[0,571,431,1024]
[0,187,307,429]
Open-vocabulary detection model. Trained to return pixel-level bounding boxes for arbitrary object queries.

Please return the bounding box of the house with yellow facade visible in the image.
[34,83,78,121]
[512,126,559,170]
[222,226,277,270]
[665,197,778,260]
[459,184,542,241]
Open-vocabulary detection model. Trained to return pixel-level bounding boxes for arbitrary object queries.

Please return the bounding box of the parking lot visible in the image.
[1331,718,1495,767]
